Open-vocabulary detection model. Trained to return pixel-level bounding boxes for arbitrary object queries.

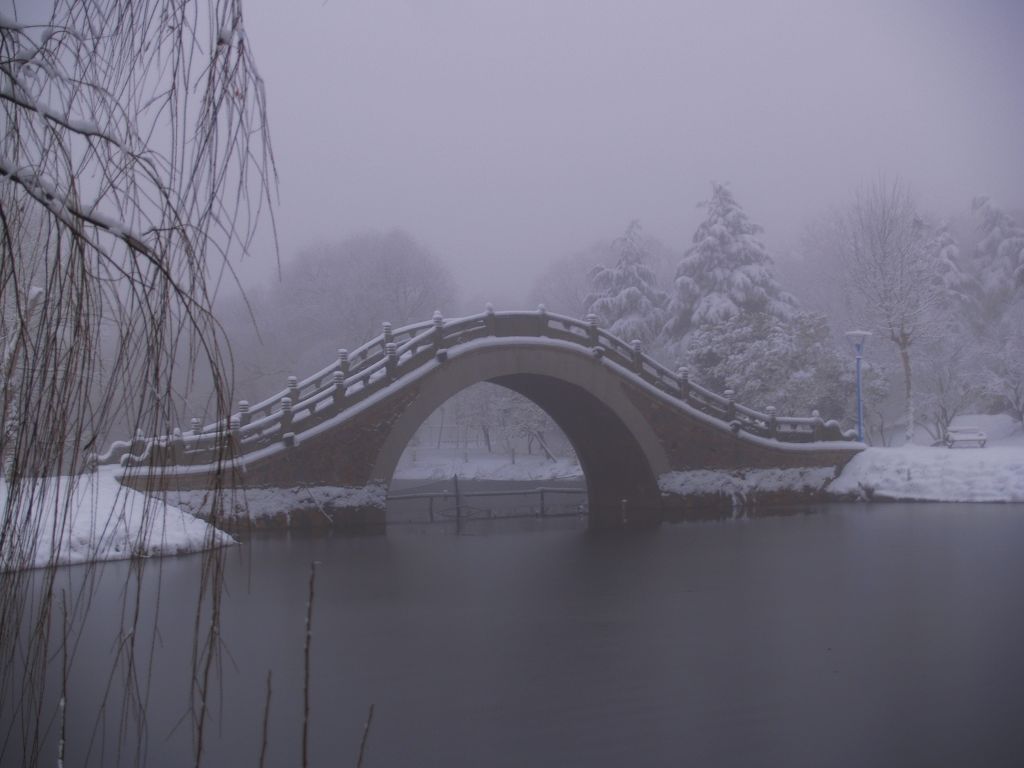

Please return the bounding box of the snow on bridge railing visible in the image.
[95,307,855,469]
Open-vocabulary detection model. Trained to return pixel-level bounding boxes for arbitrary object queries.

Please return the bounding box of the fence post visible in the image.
[724,389,736,421]
[453,474,462,534]
[812,409,822,441]
[766,405,777,439]
[239,400,251,427]
[338,348,349,377]
[381,321,393,350]
[288,375,299,404]
[190,417,201,435]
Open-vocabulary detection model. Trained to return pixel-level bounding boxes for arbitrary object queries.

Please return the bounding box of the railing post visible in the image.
[585,313,599,346]
[332,370,346,410]
[280,396,293,432]
[385,342,398,380]
[631,339,644,373]
[812,409,822,441]
[190,417,201,435]
[382,321,393,350]
[484,302,496,335]
[338,348,349,377]
[238,400,251,427]
[766,405,777,439]
[724,389,736,421]
[229,416,241,455]
[169,428,184,465]
[287,375,299,404]
[432,310,447,358]
[677,367,689,401]
[536,304,548,336]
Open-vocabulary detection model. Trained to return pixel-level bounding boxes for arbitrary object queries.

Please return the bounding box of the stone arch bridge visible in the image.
[102,309,862,528]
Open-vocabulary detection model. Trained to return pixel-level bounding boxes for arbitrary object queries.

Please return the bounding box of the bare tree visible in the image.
[1,1,274,765]
[838,179,939,443]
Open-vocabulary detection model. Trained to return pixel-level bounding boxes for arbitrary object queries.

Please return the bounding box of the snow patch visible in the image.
[658,466,836,497]
[828,445,1024,502]
[170,483,386,521]
[1,467,233,572]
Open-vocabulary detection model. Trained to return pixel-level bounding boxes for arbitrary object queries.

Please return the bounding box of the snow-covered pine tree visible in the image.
[664,183,796,344]
[584,220,667,345]
[970,196,1024,324]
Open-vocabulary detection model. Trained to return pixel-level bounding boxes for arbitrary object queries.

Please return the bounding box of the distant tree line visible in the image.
[224,181,1023,452]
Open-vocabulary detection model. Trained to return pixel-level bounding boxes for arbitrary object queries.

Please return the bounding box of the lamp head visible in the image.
[845,330,872,350]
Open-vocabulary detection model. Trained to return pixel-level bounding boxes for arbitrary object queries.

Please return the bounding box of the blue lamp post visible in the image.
[845,330,872,442]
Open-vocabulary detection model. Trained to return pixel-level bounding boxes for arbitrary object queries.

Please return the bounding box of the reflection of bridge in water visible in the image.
[102,308,863,528]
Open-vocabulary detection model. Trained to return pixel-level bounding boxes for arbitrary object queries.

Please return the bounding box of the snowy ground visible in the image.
[394,449,583,481]
[830,415,1024,502]
[1,466,234,572]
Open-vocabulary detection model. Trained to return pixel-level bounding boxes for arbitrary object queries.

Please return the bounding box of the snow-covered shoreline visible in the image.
[4,428,1021,572]
[828,445,1024,502]
[1,467,234,572]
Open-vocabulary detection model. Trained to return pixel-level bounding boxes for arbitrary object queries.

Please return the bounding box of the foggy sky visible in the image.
[241,0,1024,304]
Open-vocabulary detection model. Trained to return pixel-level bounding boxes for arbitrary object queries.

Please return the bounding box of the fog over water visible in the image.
[239,0,1024,302]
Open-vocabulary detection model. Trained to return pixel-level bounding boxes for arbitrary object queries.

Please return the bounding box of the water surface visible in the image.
[10,500,1024,767]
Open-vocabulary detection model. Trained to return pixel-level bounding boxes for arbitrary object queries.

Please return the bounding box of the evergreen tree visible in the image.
[970,196,1024,317]
[584,220,667,345]
[664,183,796,343]
[685,311,854,420]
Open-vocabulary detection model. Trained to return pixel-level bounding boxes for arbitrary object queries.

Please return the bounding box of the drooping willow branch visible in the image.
[1,1,276,765]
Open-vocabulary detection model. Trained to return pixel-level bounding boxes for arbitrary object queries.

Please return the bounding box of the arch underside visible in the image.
[371,345,669,526]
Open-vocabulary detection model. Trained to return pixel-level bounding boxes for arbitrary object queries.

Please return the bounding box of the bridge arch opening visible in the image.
[371,345,669,527]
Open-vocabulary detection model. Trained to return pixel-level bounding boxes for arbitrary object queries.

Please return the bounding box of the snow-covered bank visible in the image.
[659,466,836,498]
[394,450,582,482]
[1,467,234,572]
[829,445,1024,502]
[171,483,386,525]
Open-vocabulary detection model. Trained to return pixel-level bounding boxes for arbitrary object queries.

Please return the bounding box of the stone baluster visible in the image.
[724,389,736,421]
[169,428,184,465]
[585,313,599,346]
[287,375,299,404]
[385,342,398,380]
[536,304,548,336]
[190,417,201,435]
[381,321,393,351]
[484,302,496,335]
[280,396,293,432]
[229,416,241,454]
[631,339,644,373]
[332,370,346,411]
[677,367,690,401]
[811,409,822,441]
[433,310,447,359]
[238,400,251,427]
[766,405,777,439]
[338,348,349,377]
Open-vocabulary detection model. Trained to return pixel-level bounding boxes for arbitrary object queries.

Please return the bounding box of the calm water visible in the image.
[9,499,1024,767]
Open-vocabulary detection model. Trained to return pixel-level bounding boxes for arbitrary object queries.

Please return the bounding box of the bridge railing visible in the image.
[102,307,853,469]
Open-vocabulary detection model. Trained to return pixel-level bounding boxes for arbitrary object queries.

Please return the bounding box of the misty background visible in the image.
[234,0,1024,298]
[208,0,1024,450]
